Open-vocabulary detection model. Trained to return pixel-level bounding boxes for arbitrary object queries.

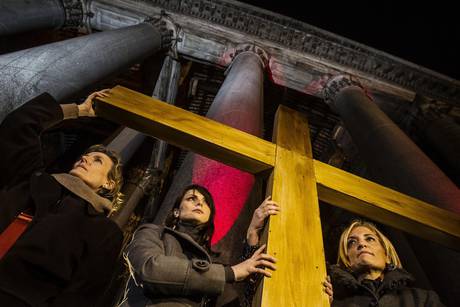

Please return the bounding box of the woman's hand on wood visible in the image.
[323,275,333,303]
[231,244,277,281]
[246,196,280,246]
[78,89,110,117]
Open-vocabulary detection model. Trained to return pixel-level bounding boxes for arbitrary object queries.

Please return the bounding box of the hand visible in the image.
[247,196,280,246]
[323,275,333,303]
[78,89,110,117]
[231,244,277,281]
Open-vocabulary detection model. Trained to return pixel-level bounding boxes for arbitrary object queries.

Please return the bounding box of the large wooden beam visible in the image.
[315,160,460,251]
[95,86,276,174]
[261,105,329,307]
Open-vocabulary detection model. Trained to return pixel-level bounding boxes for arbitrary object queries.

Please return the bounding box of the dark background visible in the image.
[239,0,460,80]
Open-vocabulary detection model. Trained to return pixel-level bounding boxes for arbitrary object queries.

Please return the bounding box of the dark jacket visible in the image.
[329,265,445,307]
[0,93,123,306]
[121,224,231,307]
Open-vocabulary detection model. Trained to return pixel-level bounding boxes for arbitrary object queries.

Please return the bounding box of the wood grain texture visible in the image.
[315,160,460,250]
[95,85,276,174]
[260,105,329,307]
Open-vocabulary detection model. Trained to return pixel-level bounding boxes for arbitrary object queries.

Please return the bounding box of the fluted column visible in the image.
[0,0,77,36]
[155,46,267,247]
[0,20,172,122]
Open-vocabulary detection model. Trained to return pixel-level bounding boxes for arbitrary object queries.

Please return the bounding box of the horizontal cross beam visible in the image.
[95,86,275,174]
[315,160,460,251]
[95,85,460,251]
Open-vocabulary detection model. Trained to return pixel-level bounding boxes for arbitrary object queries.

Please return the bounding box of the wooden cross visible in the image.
[96,85,460,307]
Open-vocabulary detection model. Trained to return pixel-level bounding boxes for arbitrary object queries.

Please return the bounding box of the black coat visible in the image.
[0,94,123,306]
[329,265,445,307]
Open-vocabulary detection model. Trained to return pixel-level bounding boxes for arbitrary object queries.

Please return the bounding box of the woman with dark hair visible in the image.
[324,220,445,307]
[121,185,278,307]
[0,90,124,306]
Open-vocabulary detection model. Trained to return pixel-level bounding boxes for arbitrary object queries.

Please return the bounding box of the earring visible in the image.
[173,209,179,218]
[385,263,395,271]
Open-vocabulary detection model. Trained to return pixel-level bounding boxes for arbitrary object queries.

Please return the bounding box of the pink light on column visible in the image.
[192,51,265,245]
[193,157,254,245]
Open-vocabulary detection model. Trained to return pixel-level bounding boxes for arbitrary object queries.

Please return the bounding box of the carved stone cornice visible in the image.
[138,0,459,105]
[61,0,84,28]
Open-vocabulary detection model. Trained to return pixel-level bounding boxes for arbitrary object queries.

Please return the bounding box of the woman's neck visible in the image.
[357,269,384,282]
[176,220,207,245]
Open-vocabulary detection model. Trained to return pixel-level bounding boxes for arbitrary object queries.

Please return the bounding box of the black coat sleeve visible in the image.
[0,93,64,188]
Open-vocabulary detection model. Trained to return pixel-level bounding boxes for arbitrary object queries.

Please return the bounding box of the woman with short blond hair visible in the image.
[326,220,445,307]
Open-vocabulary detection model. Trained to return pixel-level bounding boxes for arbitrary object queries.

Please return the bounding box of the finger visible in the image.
[327,275,331,283]
[264,208,280,215]
[323,286,333,296]
[87,93,97,99]
[254,268,272,278]
[261,196,271,205]
[256,260,277,270]
[257,253,277,263]
[256,269,272,278]
[264,205,280,212]
[253,244,266,256]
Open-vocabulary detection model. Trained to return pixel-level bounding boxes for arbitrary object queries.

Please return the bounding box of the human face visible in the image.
[346,226,388,273]
[69,152,114,191]
[178,189,211,225]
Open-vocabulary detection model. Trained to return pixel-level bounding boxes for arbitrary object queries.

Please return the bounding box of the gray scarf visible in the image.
[51,173,113,213]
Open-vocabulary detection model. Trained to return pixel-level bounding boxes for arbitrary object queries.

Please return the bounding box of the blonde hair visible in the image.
[337,220,402,270]
[84,144,124,212]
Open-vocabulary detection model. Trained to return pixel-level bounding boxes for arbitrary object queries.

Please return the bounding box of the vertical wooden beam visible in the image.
[260,105,329,306]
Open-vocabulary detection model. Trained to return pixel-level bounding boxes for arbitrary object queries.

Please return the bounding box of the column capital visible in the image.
[322,75,367,109]
[229,43,269,69]
[144,15,176,51]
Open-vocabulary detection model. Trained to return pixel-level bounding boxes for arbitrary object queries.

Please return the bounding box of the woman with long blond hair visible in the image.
[325,220,445,307]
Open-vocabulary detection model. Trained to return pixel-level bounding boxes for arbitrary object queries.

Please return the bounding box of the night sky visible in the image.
[238,1,460,80]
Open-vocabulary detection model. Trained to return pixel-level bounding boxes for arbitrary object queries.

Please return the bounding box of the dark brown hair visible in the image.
[165,184,216,250]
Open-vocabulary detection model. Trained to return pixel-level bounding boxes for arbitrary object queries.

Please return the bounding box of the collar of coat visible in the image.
[51,173,113,214]
[329,264,415,295]
[163,226,212,263]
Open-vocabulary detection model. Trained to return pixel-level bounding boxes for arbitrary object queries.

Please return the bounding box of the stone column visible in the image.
[0,0,81,36]
[424,116,460,184]
[0,20,172,122]
[323,75,460,306]
[323,75,460,212]
[155,46,268,249]
[111,56,182,228]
